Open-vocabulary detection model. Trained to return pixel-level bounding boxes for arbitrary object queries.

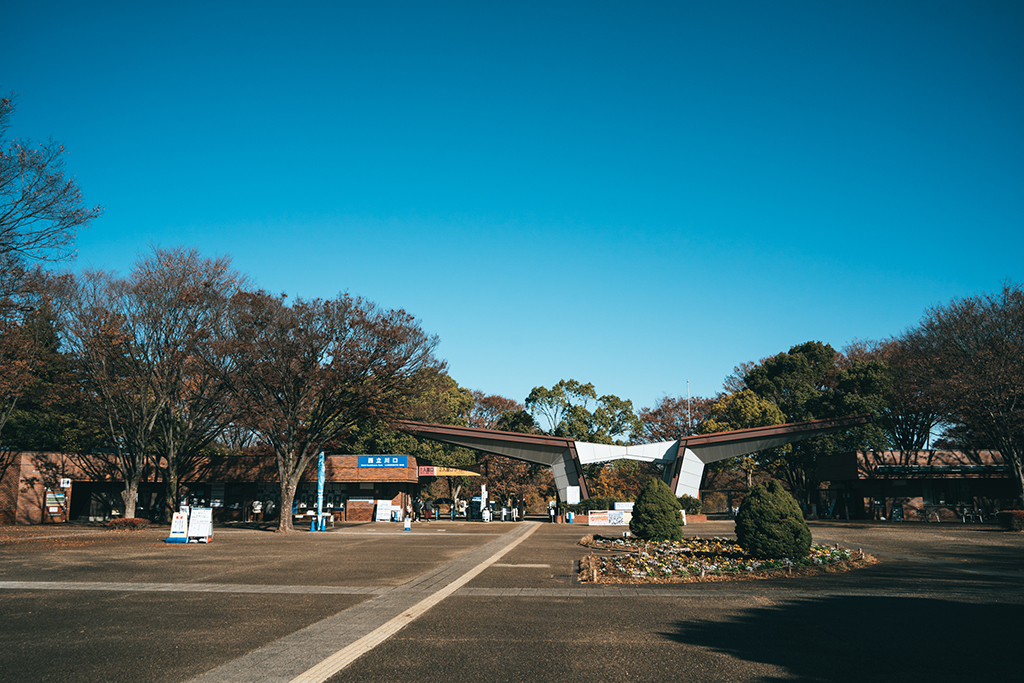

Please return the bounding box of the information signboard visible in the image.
[566,486,581,505]
[45,490,66,514]
[359,456,408,468]
[374,501,393,522]
[588,510,627,526]
[187,507,213,542]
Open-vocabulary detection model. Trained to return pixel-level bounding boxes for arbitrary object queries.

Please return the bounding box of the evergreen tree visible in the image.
[629,478,683,541]
[735,479,812,559]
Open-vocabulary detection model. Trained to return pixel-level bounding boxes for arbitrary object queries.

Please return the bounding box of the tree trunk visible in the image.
[122,475,140,519]
[277,478,296,532]
[1004,445,1024,507]
[163,458,180,523]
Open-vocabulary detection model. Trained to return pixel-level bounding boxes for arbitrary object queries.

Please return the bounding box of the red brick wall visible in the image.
[2,452,422,525]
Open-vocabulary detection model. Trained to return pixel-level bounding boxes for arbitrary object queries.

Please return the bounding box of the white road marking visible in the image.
[288,522,541,683]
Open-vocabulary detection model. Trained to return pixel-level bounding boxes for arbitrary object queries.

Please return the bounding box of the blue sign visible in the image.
[358,456,408,468]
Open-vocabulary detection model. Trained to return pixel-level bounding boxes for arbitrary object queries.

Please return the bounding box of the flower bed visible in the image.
[579,535,873,583]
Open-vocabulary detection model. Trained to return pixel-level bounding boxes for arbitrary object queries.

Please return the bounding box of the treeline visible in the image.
[3,95,1022,525]
[3,248,453,530]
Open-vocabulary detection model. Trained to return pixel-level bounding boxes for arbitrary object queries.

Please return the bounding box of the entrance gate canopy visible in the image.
[395,414,871,501]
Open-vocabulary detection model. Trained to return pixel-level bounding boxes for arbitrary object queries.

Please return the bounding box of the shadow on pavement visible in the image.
[666,594,1017,682]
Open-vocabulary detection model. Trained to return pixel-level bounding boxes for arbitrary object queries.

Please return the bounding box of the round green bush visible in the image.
[734,480,811,559]
[629,478,683,541]
[678,494,703,515]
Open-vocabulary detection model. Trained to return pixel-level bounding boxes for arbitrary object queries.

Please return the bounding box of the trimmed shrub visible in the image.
[996,509,1024,531]
[565,497,618,515]
[106,517,151,531]
[629,478,683,541]
[734,479,811,559]
[678,495,703,515]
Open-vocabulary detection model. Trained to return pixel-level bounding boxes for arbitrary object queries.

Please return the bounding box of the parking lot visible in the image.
[2,518,1022,682]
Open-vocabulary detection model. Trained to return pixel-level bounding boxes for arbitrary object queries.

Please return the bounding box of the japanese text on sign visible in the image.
[358,456,408,468]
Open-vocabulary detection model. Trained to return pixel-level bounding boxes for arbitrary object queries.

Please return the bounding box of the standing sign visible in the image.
[566,486,581,505]
[187,508,213,543]
[374,501,393,522]
[165,512,189,543]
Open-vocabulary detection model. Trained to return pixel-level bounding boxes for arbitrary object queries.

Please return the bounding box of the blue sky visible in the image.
[4,1,1023,413]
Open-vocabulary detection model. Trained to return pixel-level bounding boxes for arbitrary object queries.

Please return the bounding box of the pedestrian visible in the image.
[424,498,434,521]
[413,497,423,522]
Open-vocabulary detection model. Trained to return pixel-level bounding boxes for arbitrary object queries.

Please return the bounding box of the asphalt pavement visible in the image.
[1,516,1021,683]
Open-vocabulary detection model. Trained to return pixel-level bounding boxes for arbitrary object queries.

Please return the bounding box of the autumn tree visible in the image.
[61,249,244,519]
[636,394,715,443]
[144,249,246,520]
[1,95,100,445]
[342,373,478,502]
[224,290,444,532]
[0,295,98,453]
[63,269,161,519]
[468,390,522,430]
[900,282,1024,503]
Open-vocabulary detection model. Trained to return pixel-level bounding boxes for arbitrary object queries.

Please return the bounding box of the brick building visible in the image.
[817,449,1016,521]
[0,451,424,525]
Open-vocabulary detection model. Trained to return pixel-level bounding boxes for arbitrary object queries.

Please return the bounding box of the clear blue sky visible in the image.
[4,1,1023,412]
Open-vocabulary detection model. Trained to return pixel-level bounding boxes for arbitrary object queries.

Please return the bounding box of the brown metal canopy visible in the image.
[395,413,872,501]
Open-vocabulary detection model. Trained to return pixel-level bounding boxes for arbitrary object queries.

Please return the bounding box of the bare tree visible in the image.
[224,290,444,532]
[901,282,1024,503]
[844,338,939,457]
[143,248,246,520]
[1,95,101,297]
[62,248,243,518]
[1,94,99,449]
[63,269,160,518]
